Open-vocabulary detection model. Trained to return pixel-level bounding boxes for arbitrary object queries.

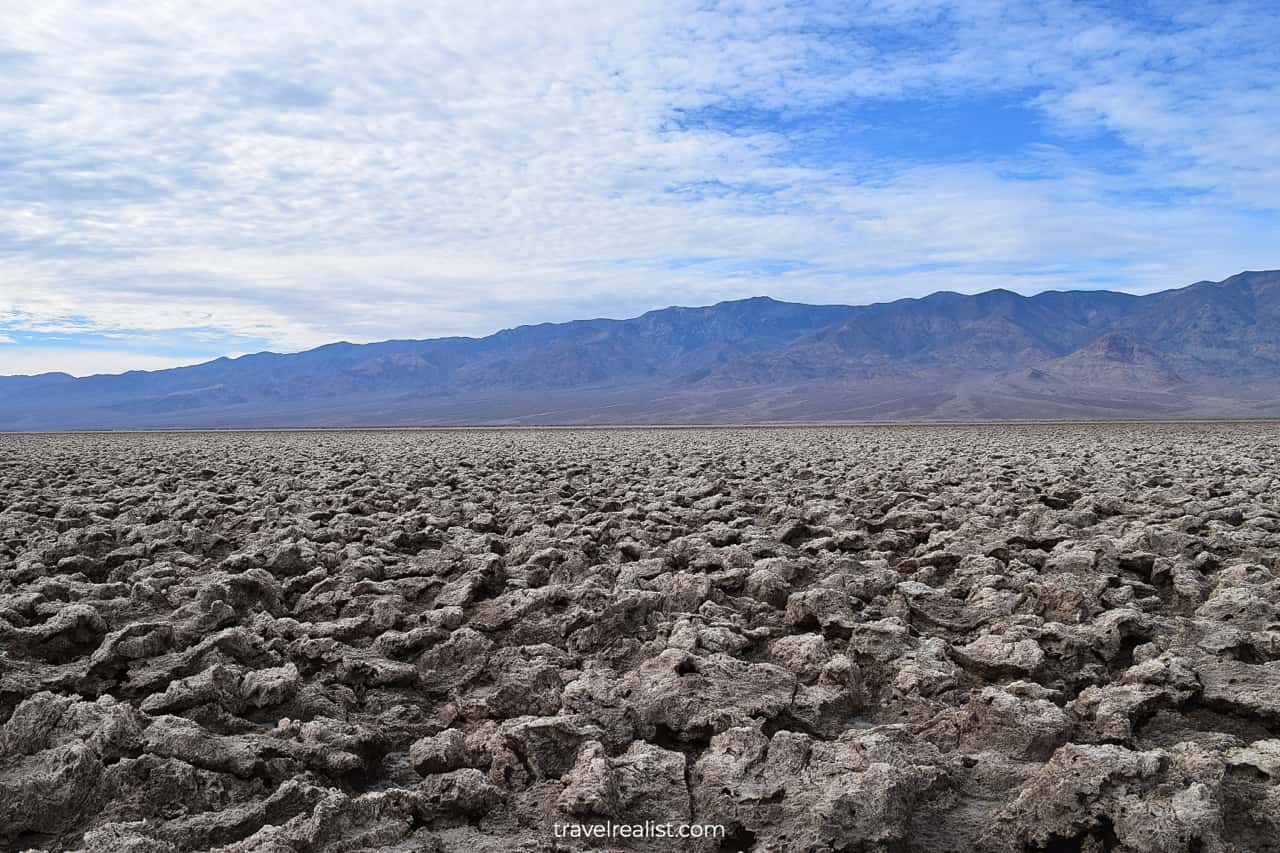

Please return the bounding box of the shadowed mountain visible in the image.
[1006,333,1184,390]
[1109,270,1280,376]
[1,271,1278,429]
[696,288,1145,385]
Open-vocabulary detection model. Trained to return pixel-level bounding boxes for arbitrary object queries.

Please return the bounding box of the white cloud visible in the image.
[0,334,15,344]
[0,0,1276,362]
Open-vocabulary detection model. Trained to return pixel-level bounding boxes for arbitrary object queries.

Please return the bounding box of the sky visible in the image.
[1,0,1278,376]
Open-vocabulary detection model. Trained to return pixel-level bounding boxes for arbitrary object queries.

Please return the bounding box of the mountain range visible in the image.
[2,270,1278,429]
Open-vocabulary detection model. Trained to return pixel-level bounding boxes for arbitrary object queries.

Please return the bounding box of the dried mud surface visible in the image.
[2,425,1279,853]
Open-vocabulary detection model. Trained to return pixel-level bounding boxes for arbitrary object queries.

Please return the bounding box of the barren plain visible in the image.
[1,425,1279,853]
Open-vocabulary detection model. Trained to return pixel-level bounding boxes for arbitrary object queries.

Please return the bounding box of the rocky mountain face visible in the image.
[1,271,1278,429]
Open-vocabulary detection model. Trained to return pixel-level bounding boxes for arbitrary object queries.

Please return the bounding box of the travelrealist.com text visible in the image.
[553,821,728,840]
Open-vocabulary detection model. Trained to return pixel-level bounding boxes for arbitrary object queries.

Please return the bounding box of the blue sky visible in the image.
[1,0,1278,375]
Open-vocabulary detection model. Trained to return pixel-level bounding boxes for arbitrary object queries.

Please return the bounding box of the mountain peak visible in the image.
[1082,333,1141,362]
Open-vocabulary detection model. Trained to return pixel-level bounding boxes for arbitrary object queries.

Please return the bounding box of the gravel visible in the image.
[1,424,1278,852]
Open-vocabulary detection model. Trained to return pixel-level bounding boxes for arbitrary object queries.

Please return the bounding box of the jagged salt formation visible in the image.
[0,425,1278,852]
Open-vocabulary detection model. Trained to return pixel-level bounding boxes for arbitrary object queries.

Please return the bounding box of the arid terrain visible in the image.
[1,425,1279,853]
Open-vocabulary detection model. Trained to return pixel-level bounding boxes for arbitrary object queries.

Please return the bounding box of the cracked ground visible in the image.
[1,425,1279,852]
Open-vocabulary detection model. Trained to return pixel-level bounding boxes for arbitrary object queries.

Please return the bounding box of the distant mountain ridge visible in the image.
[2,270,1278,429]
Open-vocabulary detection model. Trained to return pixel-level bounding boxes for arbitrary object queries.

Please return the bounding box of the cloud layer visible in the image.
[2,0,1277,374]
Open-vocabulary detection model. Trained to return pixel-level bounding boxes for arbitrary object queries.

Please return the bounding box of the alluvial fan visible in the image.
[0,425,1278,852]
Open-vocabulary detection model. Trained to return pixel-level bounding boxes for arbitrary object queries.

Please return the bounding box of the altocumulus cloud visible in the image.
[1,0,1278,374]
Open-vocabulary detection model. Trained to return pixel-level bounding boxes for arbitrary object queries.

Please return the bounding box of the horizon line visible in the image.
[3,268,1267,381]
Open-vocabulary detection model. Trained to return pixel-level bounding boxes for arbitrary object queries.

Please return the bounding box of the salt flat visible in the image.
[1,425,1278,852]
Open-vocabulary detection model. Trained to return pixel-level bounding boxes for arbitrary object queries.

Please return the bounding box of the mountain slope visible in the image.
[1109,270,1280,376]
[1,271,1277,429]
[696,287,1147,386]
[1006,333,1185,390]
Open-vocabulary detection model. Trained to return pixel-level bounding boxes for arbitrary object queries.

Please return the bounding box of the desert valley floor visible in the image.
[1,425,1279,852]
